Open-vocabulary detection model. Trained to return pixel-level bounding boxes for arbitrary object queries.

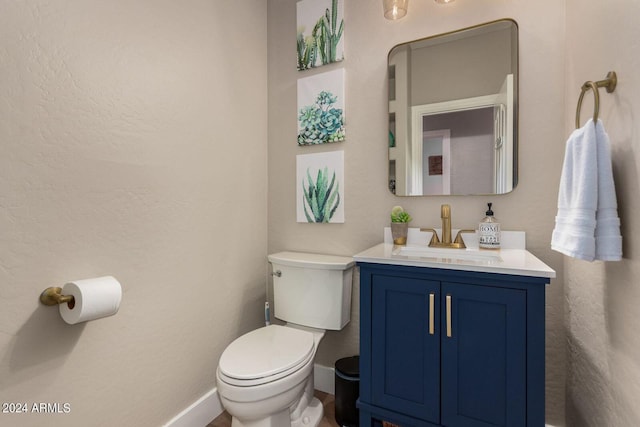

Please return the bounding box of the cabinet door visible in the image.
[441,282,526,427]
[371,274,440,424]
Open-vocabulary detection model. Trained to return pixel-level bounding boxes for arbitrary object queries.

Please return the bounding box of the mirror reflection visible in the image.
[388,19,518,196]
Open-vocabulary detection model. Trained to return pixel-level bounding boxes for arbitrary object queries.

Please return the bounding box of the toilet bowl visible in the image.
[216,325,324,427]
[216,251,355,427]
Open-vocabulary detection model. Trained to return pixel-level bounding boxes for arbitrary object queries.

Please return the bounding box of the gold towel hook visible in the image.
[575,71,617,128]
[40,287,75,308]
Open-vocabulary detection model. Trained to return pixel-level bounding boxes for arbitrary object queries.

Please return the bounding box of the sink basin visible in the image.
[395,246,502,263]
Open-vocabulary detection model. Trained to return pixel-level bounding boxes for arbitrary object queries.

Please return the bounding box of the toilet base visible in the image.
[229,396,323,427]
[291,397,323,427]
[230,409,290,427]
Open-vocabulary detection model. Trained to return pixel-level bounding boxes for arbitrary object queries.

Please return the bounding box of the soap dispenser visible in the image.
[479,203,500,249]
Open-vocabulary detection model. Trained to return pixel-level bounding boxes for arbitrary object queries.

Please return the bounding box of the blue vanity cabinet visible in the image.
[358,262,548,427]
[371,274,441,424]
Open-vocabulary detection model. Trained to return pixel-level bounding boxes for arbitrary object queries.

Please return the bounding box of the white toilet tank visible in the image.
[268,251,355,330]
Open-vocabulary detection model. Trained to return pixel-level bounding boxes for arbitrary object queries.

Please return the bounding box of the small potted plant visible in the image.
[390,206,412,245]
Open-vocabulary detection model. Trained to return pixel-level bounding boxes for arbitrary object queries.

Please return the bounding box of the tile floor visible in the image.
[207,391,340,427]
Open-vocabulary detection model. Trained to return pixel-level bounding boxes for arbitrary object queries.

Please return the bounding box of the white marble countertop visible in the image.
[354,243,556,279]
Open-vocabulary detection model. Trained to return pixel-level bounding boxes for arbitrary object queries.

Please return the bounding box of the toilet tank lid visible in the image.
[268,251,354,270]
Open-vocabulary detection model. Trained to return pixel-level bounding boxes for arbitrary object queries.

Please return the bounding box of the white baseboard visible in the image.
[314,363,335,395]
[163,387,223,427]
[164,364,335,427]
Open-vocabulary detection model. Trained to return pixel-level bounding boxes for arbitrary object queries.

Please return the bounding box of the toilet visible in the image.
[216,251,355,427]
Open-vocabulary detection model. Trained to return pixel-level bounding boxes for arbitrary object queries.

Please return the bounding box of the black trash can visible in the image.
[335,355,360,427]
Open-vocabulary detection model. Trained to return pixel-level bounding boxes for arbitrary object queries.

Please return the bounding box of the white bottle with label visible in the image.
[479,203,500,249]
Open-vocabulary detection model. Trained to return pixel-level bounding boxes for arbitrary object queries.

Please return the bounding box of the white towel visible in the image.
[594,121,622,260]
[551,119,622,261]
[551,120,598,260]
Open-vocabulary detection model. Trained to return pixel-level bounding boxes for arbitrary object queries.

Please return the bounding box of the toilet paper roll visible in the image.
[59,276,122,325]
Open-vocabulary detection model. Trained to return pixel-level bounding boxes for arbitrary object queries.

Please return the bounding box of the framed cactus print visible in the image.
[297,68,345,146]
[296,0,344,71]
[296,151,344,223]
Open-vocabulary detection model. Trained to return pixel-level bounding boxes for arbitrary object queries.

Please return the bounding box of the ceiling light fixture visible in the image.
[382,0,409,20]
[384,0,455,21]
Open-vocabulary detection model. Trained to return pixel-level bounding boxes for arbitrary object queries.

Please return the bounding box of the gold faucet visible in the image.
[420,204,475,249]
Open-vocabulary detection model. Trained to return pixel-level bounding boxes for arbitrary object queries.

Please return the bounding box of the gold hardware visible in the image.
[423,205,473,249]
[429,292,435,335]
[40,287,75,308]
[431,241,466,249]
[575,71,617,128]
[446,294,452,338]
[419,228,441,246]
[453,229,476,249]
[441,204,451,244]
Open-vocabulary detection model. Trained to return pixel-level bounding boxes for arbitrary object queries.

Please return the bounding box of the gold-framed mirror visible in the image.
[388,19,518,196]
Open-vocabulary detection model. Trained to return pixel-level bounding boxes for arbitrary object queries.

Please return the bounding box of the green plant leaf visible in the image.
[328,183,340,220]
[303,187,314,222]
[316,168,328,214]
[324,179,338,221]
[331,0,338,32]
[302,167,340,223]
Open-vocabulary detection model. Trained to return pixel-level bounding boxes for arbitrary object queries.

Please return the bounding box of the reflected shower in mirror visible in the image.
[388,19,518,196]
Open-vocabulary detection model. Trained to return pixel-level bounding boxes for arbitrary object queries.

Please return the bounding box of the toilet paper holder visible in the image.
[40,287,75,308]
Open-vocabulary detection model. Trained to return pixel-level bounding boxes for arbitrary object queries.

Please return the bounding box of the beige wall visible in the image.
[268,0,566,424]
[565,1,640,426]
[0,1,267,426]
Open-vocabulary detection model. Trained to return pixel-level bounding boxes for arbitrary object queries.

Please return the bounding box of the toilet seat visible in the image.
[218,325,315,387]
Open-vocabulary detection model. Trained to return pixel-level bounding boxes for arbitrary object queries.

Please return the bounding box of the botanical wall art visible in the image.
[297,68,345,145]
[296,151,344,223]
[296,0,344,71]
